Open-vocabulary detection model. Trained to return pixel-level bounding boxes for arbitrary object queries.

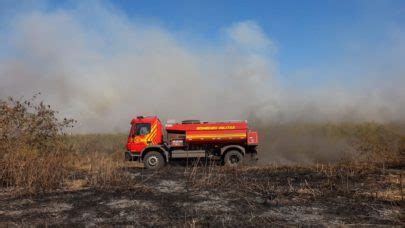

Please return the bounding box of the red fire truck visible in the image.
[125,116,258,169]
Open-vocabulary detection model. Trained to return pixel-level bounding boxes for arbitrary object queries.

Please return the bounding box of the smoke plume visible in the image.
[0,2,404,133]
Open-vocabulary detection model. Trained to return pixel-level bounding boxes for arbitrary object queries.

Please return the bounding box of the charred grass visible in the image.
[1,163,402,226]
[179,164,404,226]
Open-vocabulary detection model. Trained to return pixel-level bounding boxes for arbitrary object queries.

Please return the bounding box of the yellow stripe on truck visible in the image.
[145,122,157,141]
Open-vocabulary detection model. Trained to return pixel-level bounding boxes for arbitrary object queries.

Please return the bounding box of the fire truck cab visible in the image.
[125,116,258,169]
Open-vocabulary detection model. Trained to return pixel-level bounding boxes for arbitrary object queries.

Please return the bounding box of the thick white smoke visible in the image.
[0,4,277,132]
[0,2,404,132]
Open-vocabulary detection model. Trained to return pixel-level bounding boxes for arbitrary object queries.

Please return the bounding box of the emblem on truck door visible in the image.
[134,121,158,145]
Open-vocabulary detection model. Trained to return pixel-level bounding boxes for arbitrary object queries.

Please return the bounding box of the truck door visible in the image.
[133,123,151,152]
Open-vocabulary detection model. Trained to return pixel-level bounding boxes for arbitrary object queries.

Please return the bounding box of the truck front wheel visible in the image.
[143,151,165,170]
[224,150,243,167]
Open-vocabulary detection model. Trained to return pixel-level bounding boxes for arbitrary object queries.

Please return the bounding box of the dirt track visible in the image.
[0,164,404,226]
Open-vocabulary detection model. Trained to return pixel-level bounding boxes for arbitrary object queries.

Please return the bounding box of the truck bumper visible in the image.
[125,151,141,161]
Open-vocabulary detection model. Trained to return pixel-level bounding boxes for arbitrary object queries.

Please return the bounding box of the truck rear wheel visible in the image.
[224,150,243,167]
[143,151,165,170]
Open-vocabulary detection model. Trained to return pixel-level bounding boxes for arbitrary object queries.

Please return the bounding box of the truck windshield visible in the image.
[134,123,151,136]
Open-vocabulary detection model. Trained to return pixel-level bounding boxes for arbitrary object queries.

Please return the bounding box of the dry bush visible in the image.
[0,95,74,194]
[345,123,402,165]
[0,95,75,156]
[0,96,137,194]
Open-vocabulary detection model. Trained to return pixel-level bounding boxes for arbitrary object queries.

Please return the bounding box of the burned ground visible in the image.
[1,164,403,226]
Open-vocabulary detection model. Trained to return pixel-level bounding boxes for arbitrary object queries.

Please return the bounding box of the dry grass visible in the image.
[1,95,404,198]
[0,149,68,194]
[255,122,404,166]
[65,133,127,154]
[183,159,228,189]
[74,151,136,190]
